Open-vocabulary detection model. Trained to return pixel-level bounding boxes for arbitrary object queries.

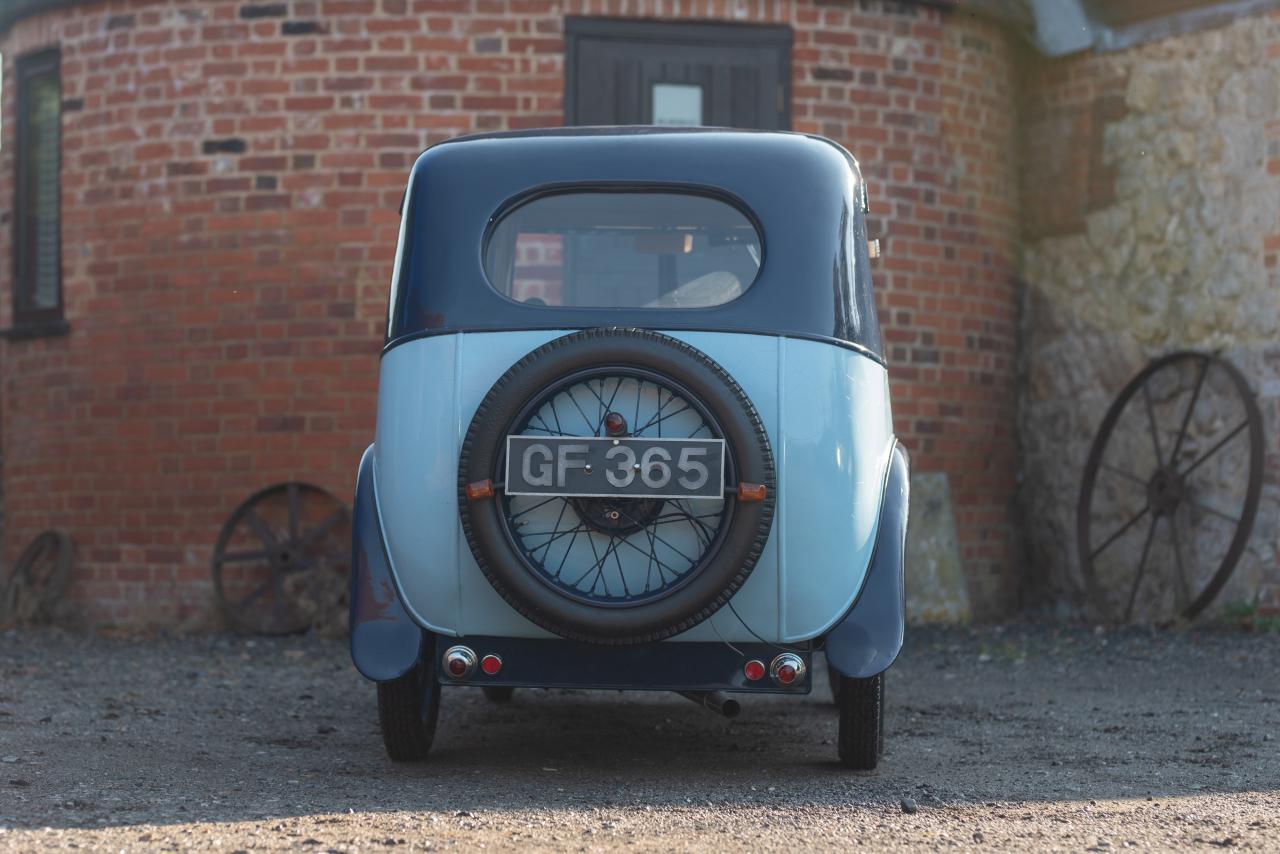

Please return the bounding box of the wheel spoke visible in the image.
[1089,505,1150,560]
[1141,382,1165,468]
[1183,496,1241,524]
[635,516,698,566]
[634,399,691,438]
[299,509,345,547]
[617,528,682,584]
[1169,517,1192,612]
[1170,357,1209,464]
[243,509,279,548]
[270,571,286,622]
[510,496,559,520]
[548,394,563,435]
[610,537,631,598]
[287,483,301,542]
[665,499,715,548]
[1100,463,1148,488]
[552,524,583,581]
[589,377,625,436]
[527,414,568,436]
[214,547,275,564]
[574,533,619,594]
[237,578,273,610]
[634,379,643,436]
[1122,517,1159,622]
[564,386,597,435]
[1178,420,1248,478]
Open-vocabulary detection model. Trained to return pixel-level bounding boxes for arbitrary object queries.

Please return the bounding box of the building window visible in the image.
[10,48,64,337]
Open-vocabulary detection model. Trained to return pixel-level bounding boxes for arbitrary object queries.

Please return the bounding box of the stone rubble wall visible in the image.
[1019,12,1280,616]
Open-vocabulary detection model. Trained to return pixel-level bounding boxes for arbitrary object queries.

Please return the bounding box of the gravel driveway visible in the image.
[1,625,1277,852]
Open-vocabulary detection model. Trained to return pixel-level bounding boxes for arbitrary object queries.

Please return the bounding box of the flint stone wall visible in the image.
[1019,12,1280,616]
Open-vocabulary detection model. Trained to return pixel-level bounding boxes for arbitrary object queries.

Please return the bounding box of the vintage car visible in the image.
[349,127,908,770]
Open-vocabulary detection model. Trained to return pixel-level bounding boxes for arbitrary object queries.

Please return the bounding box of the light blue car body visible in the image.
[369,329,895,645]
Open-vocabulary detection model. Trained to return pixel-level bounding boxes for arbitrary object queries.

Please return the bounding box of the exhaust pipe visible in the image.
[677,691,741,719]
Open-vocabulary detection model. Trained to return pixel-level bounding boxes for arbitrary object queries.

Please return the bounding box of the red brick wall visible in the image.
[0,0,1023,626]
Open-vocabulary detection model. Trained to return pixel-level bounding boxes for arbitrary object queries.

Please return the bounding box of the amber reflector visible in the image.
[737,482,766,502]
[466,479,494,500]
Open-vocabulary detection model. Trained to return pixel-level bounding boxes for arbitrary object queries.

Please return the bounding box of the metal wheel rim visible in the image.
[1077,351,1265,623]
[496,365,736,607]
[212,482,352,635]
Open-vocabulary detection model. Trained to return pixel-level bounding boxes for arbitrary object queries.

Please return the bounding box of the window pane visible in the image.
[484,192,761,309]
[652,84,703,126]
[17,56,60,317]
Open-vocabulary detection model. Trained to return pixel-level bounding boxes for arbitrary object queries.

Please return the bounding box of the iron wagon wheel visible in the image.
[1,531,74,626]
[459,329,775,645]
[1077,351,1265,624]
[212,482,352,635]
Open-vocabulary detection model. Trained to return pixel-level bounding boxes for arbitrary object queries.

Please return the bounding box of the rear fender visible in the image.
[349,446,425,682]
[823,441,908,679]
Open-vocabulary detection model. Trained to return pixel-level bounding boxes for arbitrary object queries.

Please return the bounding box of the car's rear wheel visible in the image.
[376,638,441,762]
[836,670,885,770]
[458,329,775,645]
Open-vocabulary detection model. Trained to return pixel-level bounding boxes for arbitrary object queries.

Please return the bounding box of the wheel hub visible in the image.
[1146,467,1185,517]
[571,496,665,535]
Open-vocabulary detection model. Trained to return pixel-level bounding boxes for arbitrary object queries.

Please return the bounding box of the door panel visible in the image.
[566,18,791,130]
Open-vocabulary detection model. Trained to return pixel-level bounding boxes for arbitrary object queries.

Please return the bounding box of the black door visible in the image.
[565,18,792,130]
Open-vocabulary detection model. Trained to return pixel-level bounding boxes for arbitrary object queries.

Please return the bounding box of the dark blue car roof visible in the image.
[387,127,882,363]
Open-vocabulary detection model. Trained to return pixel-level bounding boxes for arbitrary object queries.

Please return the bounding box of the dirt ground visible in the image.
[1,624,1277,852]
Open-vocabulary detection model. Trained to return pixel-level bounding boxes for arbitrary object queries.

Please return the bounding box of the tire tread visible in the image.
[837,671,884,770]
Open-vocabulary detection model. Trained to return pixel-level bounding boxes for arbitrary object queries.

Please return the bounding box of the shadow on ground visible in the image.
[1,624,1277,833]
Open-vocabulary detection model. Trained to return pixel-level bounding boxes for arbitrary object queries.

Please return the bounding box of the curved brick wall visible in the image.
[0,0,1021,626]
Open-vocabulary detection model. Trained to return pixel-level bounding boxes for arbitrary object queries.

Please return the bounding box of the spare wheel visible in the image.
[457,328,775,645]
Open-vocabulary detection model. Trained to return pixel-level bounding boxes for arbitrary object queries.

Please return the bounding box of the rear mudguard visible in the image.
[349,446,424,682]
[824,441,909,679]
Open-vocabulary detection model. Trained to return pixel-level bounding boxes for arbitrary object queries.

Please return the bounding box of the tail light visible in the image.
[442,646,477,679]
[743,659,766,681]
[480,654,503,675]
[769,653,805,686]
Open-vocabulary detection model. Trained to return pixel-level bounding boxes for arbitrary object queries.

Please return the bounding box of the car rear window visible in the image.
[483,190,762,309]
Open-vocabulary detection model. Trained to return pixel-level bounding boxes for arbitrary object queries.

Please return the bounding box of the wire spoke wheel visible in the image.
[212,482,352,635]
[1077,351,1265,624]
[500,369,733,606]
[459,329,775,644]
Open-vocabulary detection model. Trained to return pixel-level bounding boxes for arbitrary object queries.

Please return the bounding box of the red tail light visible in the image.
[442,646,477,679]
[743,659,766,681]
[769,653,806,686]
[480,654,503,675]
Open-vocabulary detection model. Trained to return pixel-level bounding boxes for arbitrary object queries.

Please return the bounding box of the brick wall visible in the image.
[0,0,1023,626]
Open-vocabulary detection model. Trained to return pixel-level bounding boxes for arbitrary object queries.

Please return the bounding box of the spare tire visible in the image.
[458,329,775,645]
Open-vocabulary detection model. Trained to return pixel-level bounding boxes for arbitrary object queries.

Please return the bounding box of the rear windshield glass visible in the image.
[483,191,762,309]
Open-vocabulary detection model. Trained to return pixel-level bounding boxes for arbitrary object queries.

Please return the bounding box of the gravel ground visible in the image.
[1,624,1278,852]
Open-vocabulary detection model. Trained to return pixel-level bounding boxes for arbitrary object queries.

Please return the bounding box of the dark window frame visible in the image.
[8,46,67,339]
[563,17,793,130]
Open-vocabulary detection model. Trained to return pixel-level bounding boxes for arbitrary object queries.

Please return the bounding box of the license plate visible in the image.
[505,436,725,500]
